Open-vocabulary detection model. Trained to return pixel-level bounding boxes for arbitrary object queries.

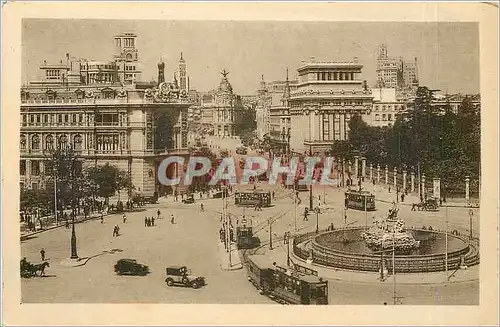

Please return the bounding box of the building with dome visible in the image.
[20,33,191,199]
[207,70,245,138]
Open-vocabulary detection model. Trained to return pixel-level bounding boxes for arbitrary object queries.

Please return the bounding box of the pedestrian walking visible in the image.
[151,217,155,226]
[411,203,416,211]
[122,214,127,223]
[40,248,46,261]
[170,214,175,224]
[157,209,161,219]
[401,194,405,202]
[272,191,275,200]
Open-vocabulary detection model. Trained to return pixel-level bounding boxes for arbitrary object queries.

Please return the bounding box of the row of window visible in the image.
[125,66,136,71]
[374,113,399,121]
[45,70,62,77]
[374,105,405,111]
[22,113,84,125]
[20,159,82,176]
[315,72,356,81]
[20,134,82,151]
[22,113,123,126]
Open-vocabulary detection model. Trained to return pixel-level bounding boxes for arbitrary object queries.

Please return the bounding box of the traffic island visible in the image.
[218,241,242,271]
[59,257,91,267]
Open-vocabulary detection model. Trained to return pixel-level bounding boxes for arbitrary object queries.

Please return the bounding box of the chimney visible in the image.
[66,53,70,60]
[353,56,359,63]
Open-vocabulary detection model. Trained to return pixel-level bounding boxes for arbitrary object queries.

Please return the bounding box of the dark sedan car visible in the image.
[114,259,149,276]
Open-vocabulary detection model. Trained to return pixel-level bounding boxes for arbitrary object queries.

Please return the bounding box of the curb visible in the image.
[289,242,479,286]
[20,213,107,241]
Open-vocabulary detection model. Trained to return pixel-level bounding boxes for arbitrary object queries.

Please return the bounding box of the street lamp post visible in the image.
[315,207,319,234]
[309,145,313,211]
[269,219,273,250]
[53,170,58,226]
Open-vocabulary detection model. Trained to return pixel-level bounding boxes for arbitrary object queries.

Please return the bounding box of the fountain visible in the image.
[293,205,479,273]
[361,206,420,254]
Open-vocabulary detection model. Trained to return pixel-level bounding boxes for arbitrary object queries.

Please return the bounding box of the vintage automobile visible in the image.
[114,259,149,276]
[236,146,248,155]
[182,194,195,204]
[165,266,206,289]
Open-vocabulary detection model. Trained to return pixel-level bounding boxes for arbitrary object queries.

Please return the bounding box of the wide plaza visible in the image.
[21,156,479,304]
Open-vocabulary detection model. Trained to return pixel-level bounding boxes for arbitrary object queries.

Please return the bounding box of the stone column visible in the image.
[410,171,415,192]
[354,156,359,178]
[421,174,426,200]
[369,163,373,181]
[393,167,397,188]
[342,158,346,187]
[377,165,381,183]
[465,176,470,204]
[403,170,407,192]
[385,165,389,184]
[433,178,441,200]
[361,157,366,178]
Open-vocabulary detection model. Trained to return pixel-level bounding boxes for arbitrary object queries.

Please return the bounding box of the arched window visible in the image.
[45,135,54,150]
[32,135,40,150]
[73,134,82,150]
[58,134,68,149]
[20,134,26,150]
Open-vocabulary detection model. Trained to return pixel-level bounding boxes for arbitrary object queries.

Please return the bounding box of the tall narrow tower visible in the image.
[113,32,141,84]
[157,57,165,85]
[178,52,188,91]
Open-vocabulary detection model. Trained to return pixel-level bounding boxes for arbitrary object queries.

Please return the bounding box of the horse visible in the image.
[31,262,50,277]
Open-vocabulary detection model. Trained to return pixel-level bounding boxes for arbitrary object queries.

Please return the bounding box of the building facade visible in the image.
[20,33,191,199]
[376,44,419,91]
[288,58,373,153]
[366,88,408,127]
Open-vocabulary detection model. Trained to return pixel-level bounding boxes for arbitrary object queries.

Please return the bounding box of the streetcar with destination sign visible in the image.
[344,190,376,211]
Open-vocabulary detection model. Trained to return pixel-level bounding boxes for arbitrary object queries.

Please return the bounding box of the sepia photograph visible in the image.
[2,2,499,326]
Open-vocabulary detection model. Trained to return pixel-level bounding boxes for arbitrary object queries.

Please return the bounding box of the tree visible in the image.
[86,163,134,203]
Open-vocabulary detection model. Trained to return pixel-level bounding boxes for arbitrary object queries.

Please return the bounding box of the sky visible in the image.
[22,19,480,95]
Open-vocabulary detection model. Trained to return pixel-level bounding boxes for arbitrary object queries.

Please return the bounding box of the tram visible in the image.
[345,190,376,211]
[245,255,329,305]
[234,189,272,207]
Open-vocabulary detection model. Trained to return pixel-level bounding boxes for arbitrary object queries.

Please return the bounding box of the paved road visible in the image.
[21,143,479,304]
[21,200,273,304]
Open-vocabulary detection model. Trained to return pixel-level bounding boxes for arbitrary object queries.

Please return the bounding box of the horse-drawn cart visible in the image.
[20,258,49,278]
[417,198,439,211]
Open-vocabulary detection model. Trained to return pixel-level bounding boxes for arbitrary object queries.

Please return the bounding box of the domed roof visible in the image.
[218,69,233,94]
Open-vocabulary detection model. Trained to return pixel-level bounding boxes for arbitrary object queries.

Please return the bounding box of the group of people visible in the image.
[144,216,156,227]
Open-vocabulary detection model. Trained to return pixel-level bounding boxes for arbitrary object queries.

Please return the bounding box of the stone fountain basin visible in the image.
[304,228,474,273]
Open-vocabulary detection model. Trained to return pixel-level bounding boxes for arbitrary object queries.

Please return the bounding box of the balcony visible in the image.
[21,97,192,107]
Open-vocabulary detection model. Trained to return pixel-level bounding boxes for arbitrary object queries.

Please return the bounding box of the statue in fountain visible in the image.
[361,205,420,254]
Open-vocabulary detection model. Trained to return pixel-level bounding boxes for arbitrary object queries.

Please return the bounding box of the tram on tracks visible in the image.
[344,190,376,211]
[245,255,328,305]
[234,189,272,207]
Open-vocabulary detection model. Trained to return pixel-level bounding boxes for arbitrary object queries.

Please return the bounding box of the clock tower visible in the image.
[113,32,142,84]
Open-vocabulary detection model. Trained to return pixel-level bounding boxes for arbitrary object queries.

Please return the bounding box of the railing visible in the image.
[21,98,191,106]
[292,227,479,273]
[290,89,373,97]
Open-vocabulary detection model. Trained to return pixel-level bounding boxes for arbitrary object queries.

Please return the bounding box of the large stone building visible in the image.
[196,70,246,138]
[20,33,191,198]
[255,74,298,140]
[376,44,419,91]
[366,88,408,127]
[288,58,373,153]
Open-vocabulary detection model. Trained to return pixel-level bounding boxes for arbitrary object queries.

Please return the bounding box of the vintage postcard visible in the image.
[2,2,498,326]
